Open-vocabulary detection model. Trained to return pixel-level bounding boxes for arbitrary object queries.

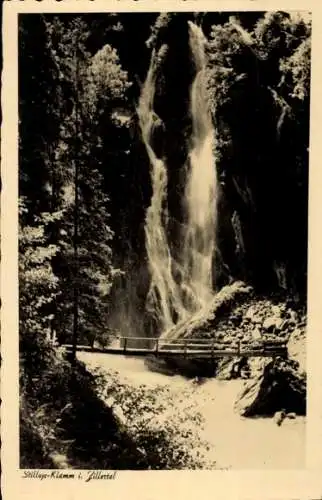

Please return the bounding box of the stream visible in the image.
[77,352,305,470]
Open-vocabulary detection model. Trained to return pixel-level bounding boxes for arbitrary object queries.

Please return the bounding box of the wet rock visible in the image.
[240,364,251,379]
[216,358,237,380]
[248,357,266,377]
[271,305,280,315]
[234,357,306,417]
[287,327,306,373]
[230,312,243,326]
[262,317,276,332]
[279,318,291,332]
[251,327,261,340]
[164,281,253,341]
[289,310,298,324]
[217,357,250,380]
[274,410,286,426]
[49,453,70,469]
[262,316,284,333]
[245,305,257,321]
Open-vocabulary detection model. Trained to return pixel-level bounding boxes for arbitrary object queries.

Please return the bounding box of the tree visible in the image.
[41,16,131,349]
[19,198,61,385]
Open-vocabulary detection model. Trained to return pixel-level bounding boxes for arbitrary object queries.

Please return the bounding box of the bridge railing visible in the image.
[116,336,287,355]
[63,336,288,358]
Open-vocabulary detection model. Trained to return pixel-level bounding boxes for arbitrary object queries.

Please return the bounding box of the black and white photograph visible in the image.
[9,6,313,473]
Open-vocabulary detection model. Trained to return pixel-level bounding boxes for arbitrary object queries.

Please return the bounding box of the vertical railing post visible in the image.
[184,339,187,359]
[211,338,215,374]
[155,338,159,356]
[123,337,127,354]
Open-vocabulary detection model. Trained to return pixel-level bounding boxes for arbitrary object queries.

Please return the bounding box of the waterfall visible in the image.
[137,51,188,331]
[181,22,217,309]
[138,22,217,336]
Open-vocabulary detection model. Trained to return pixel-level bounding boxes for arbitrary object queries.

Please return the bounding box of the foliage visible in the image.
[20,347,213,469]
[93,368,214,469]
[19,198,62,381]
[146,13,174,48]
[205,12,311,291]
[25,15,132,345]
[88,44,131,106]
[279,37,311,101]
[20,399,56,469]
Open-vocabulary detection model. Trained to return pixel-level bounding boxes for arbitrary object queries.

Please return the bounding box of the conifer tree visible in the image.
[19,15,132,352]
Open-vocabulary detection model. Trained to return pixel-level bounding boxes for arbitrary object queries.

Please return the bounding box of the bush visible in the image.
[20,400,56,469]
[20,328,213,469]
[93,368,215,469]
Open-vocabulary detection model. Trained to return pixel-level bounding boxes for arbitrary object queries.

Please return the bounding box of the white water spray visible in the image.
[137,51,188,330]
[138,23,218,335]
[181,22,217,309]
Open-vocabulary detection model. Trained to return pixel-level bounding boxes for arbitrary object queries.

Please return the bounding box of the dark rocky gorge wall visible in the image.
[106,12,310,336]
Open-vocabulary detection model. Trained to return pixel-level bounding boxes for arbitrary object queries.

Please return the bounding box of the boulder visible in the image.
[271,305,282,316]
[164,281,253,341]
[245,305,257,321]
[262,316,284,333]
[289,310,298,324]
[262,317,276,332]
[49,453,70,469]
[234,357,306,417]
[287,327,306,373]
[251,327,261,340]
[217,357,251,380]
[248,357,267,377]
[274,410,286,426]
[216,358,237,380]
[230,312,243,326]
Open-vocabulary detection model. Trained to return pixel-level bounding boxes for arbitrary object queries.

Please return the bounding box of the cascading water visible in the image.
[181,22,217,310]
[137,50,188,331]
[138,22,218,336]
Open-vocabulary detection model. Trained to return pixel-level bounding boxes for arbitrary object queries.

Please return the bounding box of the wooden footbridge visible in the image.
[63,336,288,359]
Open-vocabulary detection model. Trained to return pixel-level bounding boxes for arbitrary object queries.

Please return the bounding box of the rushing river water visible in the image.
[78,352,305,470]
